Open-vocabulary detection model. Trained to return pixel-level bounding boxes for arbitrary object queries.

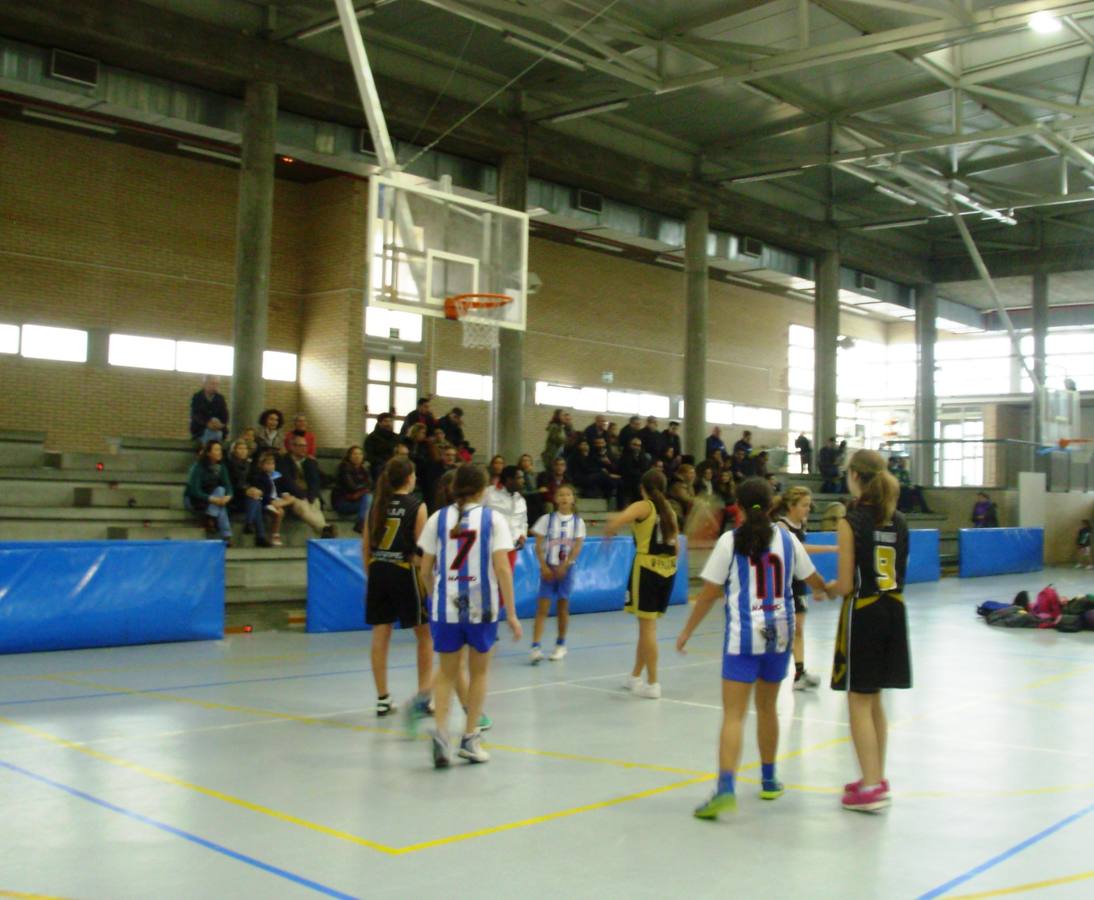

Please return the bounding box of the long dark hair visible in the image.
[734,477,774,562]
[434,468,458,511]
[640,468,678,544]
[848,449,898,525]
[200,439,223,466]
[340,444,364,467]
[449,464,487,538]
[369,456,414,549]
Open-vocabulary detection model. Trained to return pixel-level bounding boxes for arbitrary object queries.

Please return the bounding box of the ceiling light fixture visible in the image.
[727,168,805,184]
[574,236,625,253]
[503,33,587,72]
[861,218,930,230]
[177,142,240,164]
[544,99,630,123]
[875,184,919,206]
[22,109,118,135]
[1029,12,1063,33]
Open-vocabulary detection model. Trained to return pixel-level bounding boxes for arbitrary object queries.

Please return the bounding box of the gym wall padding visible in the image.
[306,535,690,634]
[793,529,940,585]
[959,527,1044,578]
[0,541,224,654]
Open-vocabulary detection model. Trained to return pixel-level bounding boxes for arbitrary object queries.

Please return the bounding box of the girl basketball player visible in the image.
[677,478,834,819]
[775,486,838,691]
[418,464,522,767]
[831,449,910,812]
[530,485,585,663]
[605,469,679,700]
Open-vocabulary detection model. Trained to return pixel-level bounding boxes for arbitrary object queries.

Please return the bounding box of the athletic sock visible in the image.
[795,662,805,678]
[531,642,541,648]
[556,637,566,646]
[761,762,776,783]
[717,770,735,795]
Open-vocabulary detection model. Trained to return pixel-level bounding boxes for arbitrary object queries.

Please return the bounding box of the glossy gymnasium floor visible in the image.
[1,568,1091,900]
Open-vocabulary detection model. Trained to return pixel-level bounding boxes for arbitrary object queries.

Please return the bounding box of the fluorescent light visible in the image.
[1029,12,1063,33]
[861,218,930,230]
[875,184,919,206]
[288,0,394,40]
[177,142,240,164]
[574,236,625,253]
[22,109,117,135]
[545,100,630,123]
[503,33,586,71]
[727,168,804,184]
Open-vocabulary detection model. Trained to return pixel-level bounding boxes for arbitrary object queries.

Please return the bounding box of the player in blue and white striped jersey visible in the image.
[529,485,585,663]
[677,477,834,819]
[418,464,522,768]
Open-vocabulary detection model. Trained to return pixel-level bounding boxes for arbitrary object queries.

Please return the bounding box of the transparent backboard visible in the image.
[367,174,528,330]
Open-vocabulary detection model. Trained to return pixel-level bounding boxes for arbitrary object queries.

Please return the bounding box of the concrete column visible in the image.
[684,208,709,460]
[813,250,840,455]
[914,283,937,486]
[493,151,528,461]
[1032,271,1049,446]
[230,80,278,437]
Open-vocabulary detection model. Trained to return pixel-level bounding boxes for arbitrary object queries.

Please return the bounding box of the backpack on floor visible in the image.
[1083,609,1094,631]
[1062,596,1094,617]
[985,606,1037,628]
[1030,586,1063,626]
[977,600,1010,617]
[1055,614,1083,633]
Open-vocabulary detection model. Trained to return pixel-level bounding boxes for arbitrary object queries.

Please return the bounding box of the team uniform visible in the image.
[700,527,816,683]
[831,505,911,693]
[625,501,678,619]
[365,494,426,629]
[777,516,811,615]
[532,511,586,601]
[419,503,514,653]
[485,484,527,572]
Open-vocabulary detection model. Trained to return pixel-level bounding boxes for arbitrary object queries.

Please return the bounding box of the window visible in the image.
[638,393,670,418]
[572,387,608,412]
[0,324,20,354]
[735,405,782,430]
[20,324,87,362]
[535,382,581,408]
[534,381,669,418]
[367,356,418,427]
[789,324,814,348]
[436,369,493,401]
[262,351,297,382]
[705,401,734,425]
[365,307,423,343]
[175,340,233,376]
[109,334,176,371]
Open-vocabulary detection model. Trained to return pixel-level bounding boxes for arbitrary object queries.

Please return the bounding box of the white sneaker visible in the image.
[549,644,567,661]
[625,675,642,692]
[458,731,489,763]
[636,682,661,699]
[529,646,544,665]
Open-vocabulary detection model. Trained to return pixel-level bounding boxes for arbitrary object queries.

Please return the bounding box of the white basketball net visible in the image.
[461,318,500,350]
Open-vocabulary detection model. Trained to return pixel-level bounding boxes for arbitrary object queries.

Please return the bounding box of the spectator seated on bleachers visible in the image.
[638,416,663,458]
[889,455,932,514]
[818,437,840,493]
[619,415,642,450]
[618,437,651,508]
[584,415,610,447]
[331,445,372,534]
[425,444,459,512]
[255,409,285,454]
[283,414,317,458]
[705,426,727,464]
[278,436,335,538]
[189,375,229,445]
[971,492,999,528]
[364,412,399,480]
[488,454,506,487]
[236,426,258,457]
[184,439,234,543]
[226,439,256,515]
[400,396,438,437]
[249,449,293,547]
[591,437,623,506]
[669,463,696,525]
[439,407,467,450]
[661,421,682,459]
[536,457,572,510]
[517,453,546,522]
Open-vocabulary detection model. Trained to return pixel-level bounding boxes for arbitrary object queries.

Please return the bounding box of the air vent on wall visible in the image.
[575,189,603,214]
[740,236,763,258]
[49,49,100,88]
[856,272,879,293]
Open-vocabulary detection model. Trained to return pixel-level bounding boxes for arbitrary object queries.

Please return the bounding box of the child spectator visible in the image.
[235,426,258,457]
[184,440,234,543]
[226,438,255,515]
[1076,519,1092,569]
[971,492,999,527]
[332,445,373,533]
[248,450,292,546]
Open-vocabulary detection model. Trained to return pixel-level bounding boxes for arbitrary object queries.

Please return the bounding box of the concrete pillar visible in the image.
[493,151,527,461]
[1032,271,1049,446]
[684,208,709,460]
[230,80,278,437]
[914,283,937,486]
[813,250,840,455]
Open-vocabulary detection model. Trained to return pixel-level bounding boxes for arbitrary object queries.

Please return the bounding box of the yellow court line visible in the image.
[1021,664,1094,692]
[0,892,74,899]
[948,869,1094,899]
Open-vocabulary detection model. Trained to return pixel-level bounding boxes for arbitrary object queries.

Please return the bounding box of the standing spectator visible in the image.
[439,407,466,448]
[542,409,575,469]
[365,413,399,479]
[487,454,506,487]
[536,456,573,509]
[248,449,292,546]
[661,421,682,461]
[836,440,849,492]
[400,396,437,437]
[706,426,727,463]
[639,416,663,458]
[618,437,652,509]
[255,409,284,454]
[184,440,233,542]
[971,492,998,528]
[584,414,610,446]
[517,453,546,522]
[189,376,229,444]
[332,445,373,533]
[278,435,334,537]
[795,432,812,474]
[283,414,317,458]
[425,444,459,512]
[486,465,529,565]
[619,415,643,449]
[818,437,840,493]
[732,430,753,458]
[669,462,696,525]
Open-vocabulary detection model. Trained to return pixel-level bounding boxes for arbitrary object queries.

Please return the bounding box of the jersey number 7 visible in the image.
[451,530,478,570]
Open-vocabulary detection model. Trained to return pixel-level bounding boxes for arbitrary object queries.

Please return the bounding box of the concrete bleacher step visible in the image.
[0,466,189,486]
[226,547,307,604]
[45,450,194,475]
[107,525,208,541]
[74,486,174,509]
[0,430,48,467]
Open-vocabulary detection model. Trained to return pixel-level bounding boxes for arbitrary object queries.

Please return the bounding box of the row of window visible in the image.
[0,324,298,381]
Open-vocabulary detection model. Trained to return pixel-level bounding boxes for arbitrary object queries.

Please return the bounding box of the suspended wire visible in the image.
[401,0,626,171]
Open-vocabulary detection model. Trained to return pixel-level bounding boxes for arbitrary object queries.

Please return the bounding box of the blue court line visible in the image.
[916,801,1094,899]
[0,759,361,900]
[0,631,721,709]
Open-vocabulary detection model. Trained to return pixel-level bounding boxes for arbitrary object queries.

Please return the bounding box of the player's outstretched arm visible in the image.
[492,549,523,641]
[676,580,722,653]
[604,501,648,538]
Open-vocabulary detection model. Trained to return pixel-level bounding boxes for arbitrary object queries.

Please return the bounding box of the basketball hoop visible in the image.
[444,293,513,350]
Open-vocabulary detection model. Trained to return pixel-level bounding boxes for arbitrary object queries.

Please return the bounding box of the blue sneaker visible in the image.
[760,780,785,800]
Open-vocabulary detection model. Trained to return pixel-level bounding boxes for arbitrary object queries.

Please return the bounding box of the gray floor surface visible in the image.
[1,568,1092,900]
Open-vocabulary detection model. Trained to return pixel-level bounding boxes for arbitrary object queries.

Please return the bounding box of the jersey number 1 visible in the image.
[450,530,478,570]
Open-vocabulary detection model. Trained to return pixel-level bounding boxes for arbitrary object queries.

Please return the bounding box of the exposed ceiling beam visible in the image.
[932,241,1094,279]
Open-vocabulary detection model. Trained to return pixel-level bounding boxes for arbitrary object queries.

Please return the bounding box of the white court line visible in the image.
[488,656,719,696]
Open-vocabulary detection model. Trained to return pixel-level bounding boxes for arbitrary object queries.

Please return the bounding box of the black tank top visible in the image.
[371,494,422,565]
[846,504,908,598]
[779,517,807,599]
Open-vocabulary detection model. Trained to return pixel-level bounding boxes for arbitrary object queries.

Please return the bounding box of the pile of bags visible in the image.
[977,586,1094,632]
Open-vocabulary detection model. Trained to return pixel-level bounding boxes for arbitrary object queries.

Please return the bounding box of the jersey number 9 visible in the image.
[875,545,897,591]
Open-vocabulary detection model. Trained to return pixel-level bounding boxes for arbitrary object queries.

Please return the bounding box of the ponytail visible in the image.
[449,463,486,538]
[848,449,898,525]
[734,477,774,562]
[640,468,678,544]
[369,456,414,549]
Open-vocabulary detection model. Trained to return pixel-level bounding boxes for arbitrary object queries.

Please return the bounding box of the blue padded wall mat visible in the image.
[784,528,939,586]
[958,527,1043,578]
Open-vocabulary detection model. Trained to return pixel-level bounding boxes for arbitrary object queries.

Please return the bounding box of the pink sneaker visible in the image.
[842,782,891,812]
[844,778,890,796]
